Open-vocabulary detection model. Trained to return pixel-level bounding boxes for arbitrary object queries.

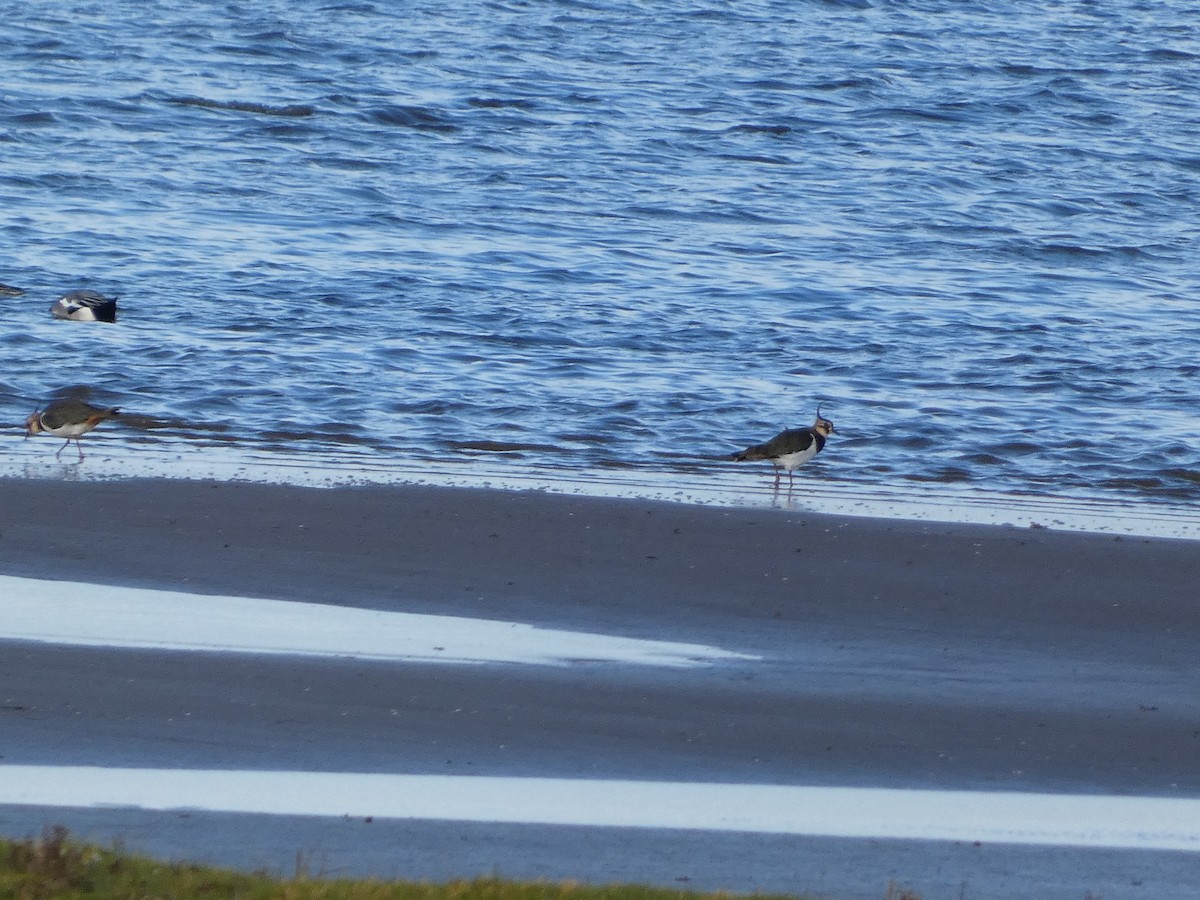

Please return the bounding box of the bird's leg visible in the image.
[56,439,68,459]
[76,438,85,460]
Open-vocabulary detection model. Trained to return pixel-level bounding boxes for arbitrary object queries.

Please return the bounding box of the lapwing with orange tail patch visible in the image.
[26,399,121,460]
[732,408,835,490]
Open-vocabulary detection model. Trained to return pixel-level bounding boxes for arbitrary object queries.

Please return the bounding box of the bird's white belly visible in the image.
[43,422,91,437]
[774,446,818,471]
[51,301,95,321]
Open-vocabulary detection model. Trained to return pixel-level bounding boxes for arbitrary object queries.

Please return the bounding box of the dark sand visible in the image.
[1,477,1198,899]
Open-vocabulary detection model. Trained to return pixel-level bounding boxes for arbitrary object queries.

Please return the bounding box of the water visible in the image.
[3,0,1199,519]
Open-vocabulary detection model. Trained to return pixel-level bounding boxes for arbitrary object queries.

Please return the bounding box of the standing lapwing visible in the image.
[26,398,121,459]
[50,290,118,323]
[732,408,835,490]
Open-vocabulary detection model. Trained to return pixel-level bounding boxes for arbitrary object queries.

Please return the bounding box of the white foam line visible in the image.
[11,447,1200,540]
[0,575,751,668]
[2,766,1197,852]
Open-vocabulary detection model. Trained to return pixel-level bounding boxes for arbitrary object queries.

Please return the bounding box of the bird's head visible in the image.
[25,411,43,437]
[813,405,835,437]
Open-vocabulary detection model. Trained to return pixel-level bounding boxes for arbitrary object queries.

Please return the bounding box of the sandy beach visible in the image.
[2,477,1199,899]
[1,477,1196,688]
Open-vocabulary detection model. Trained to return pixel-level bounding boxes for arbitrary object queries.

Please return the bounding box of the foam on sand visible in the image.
[0,574,754,668]
[1,766,1198,852]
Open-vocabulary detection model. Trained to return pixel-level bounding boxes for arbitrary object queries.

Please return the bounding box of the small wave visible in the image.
[865,105,966,124]
[716,152,792,166]
[167,96,316,118]
[556,431,620,446]
[1145,47,1198,62]
[12,111,56,126]
[1163,468,1200,486]
[448,440,566,454]
[907,467,973,484]
[365,105,458,132]
[742,79,802,92]
[307,154,385,172]
[319,2,378,12]
[726,123,793,136]
[467,97,537,110]
[961,453,1004,466]
[247,30,290,42]
[1045,243,1149,259]
[811,77,878,91]
[1001,240,1151,261]
[1101,476,1167,491]
[999,63,1109,78]
[984,442,1041,456]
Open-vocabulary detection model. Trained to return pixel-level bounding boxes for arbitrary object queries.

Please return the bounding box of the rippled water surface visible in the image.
[3,1,1199,515]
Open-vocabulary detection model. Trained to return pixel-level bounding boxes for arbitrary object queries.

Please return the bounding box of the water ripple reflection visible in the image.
[2,0,1199,520]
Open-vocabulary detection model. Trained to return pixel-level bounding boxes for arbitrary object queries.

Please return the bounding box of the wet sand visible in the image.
[1,476,1197,649]
[1,477,1198,898]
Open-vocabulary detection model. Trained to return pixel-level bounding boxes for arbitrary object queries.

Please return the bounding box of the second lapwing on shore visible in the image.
[50,289,118,323]
[26,398,121,460]
[731,408,835,490]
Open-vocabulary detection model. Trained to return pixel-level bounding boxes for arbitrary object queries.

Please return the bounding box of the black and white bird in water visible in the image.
[26,398,121,460]
[731,408,835,491]
[50,289,118,323]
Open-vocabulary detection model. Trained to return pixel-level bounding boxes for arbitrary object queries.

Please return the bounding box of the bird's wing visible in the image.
[734,428,814,460]
[64,290,106,303]
[40,399,99,430]
[765,428,814,456]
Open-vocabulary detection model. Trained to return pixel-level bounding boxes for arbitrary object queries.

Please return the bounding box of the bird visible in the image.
[731,407,835,490]
[25,398,121,460]
[50,289,118,323]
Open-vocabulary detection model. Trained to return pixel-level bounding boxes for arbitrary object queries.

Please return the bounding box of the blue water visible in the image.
[3,1,1199,511]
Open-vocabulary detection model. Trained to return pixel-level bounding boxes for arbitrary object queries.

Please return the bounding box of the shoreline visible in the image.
[5,445,1200,541]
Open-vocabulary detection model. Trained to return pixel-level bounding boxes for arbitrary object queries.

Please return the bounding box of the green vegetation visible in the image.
[2,826,840,900]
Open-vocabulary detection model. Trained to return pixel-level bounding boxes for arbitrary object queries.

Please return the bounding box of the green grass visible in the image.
[3,826,862,900]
